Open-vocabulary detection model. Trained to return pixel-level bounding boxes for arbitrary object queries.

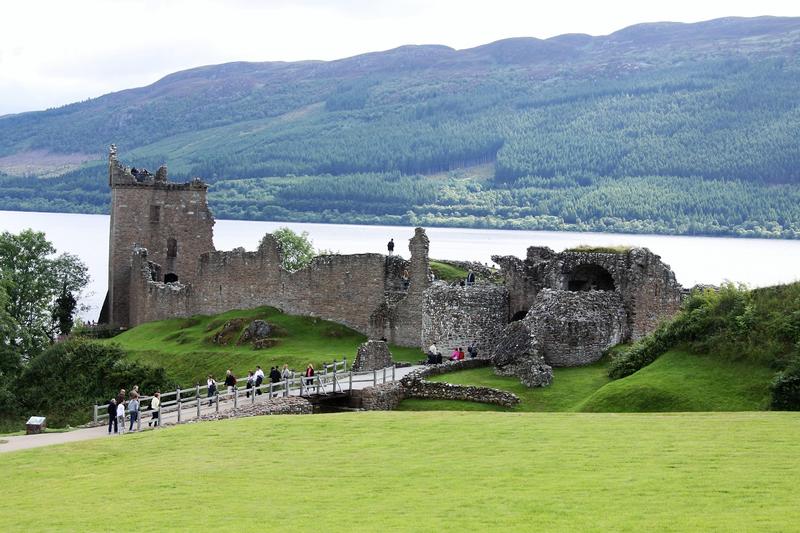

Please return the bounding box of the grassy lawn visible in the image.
[399,350,773,413]
[103,306,423,385]
[579,350,773,412]
[2,411,800,531]
[398,358,611,412]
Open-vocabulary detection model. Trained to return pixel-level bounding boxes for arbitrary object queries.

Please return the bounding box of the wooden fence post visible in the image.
[373,369,377,386]
[215,392,220,413]
[349,371,353,392]
[234,387,238,409]
[196,396,201,418]
[176,388,182,423]
[93,404,98,424]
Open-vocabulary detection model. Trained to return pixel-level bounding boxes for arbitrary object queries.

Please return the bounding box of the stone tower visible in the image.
[101,145,215,327]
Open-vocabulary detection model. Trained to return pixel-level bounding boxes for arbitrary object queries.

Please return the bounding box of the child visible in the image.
[116,398,126,434]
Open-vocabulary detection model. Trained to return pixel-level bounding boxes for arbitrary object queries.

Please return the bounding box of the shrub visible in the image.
[18,340,174,426]
[771,361,800,410]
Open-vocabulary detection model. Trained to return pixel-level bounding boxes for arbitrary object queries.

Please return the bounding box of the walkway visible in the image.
[0,365,420,454]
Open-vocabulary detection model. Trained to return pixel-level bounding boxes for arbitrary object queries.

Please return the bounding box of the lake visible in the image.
[1,210,799,319]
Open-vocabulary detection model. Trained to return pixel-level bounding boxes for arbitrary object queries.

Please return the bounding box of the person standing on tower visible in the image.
[387,238,395,255]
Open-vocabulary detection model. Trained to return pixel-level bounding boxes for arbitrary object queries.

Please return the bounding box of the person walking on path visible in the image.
[281,364,291,381]
[387,238,395,256]
[270,366,282,384]
[254,366,265,395]
[224,370,237,399]
[304,364,315,393]
[148,392,161,427]
[116,397,126,435]
[107,398,118,434]
[245,371,254,398]
[207,375,217,406]
[128,393,140,432]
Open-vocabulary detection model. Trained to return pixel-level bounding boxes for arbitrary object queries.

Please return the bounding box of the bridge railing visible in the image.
[93,362,396,429]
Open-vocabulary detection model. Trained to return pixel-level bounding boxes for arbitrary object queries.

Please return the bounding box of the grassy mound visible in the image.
[580,350,773,412]
[429,260,468,282]
[2,411,800,531]
[399,349,772,413]
[564,244,632,254]
[104,307,422,384]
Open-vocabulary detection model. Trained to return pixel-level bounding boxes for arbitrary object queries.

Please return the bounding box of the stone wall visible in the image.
[527,289,627,366]
[353,381,406,411]
[421,282,508,357]
[352,340,394,372]
[388,228,431,346]
[187,396,313,423]
[399,359,519,408]
[493,246,682,341]
[106,146,214,327]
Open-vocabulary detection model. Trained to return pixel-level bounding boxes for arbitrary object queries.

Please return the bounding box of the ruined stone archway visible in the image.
[566,264,615,291]
[164,273,179,283]
[510,310,528,322]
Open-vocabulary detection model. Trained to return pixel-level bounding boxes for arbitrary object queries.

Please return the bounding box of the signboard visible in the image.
[26,416,46,426]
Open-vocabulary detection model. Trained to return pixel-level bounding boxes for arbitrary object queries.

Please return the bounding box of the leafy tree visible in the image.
[18,340,173,426]
[0,230,89,361]
[52,284,78,337]
[270,227,315,272]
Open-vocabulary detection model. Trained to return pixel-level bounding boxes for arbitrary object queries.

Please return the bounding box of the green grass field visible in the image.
[429,260,468,282]
[2,411,799,531]
[399,350,773,413]
[104,307,423,385]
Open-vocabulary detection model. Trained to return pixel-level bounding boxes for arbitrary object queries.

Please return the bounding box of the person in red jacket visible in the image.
[304,363,315,392]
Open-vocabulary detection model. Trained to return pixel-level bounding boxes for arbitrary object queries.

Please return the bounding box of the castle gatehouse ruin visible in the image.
[101,148,684,371]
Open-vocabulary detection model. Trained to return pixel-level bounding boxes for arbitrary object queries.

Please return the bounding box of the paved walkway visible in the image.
[0,366,420,454]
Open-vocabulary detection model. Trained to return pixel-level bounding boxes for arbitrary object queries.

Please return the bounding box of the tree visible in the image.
[52,284,78,337]
[270,227,315,272]
[0,230,89,361]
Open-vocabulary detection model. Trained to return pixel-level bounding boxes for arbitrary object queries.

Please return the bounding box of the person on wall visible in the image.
[387,238,395,255]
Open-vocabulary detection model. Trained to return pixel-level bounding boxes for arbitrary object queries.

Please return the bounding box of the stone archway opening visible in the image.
[510,310,528,322]
[567,264,615,291]
[164,273,179,283]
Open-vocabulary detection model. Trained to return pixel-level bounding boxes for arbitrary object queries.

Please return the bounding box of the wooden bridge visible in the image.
[93,360,415,429]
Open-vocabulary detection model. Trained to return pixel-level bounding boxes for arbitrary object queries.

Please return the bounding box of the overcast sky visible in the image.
[0,0,797,115]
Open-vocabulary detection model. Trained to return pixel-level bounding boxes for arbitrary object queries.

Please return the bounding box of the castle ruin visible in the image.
[101,148,684,372]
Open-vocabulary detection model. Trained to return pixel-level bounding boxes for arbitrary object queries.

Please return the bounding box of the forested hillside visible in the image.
[1,16,800,237]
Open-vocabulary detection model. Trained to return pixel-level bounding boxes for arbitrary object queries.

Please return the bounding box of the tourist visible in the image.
[148,391,161,427]
[207,375,217,406]
[224,369,237,399]
[281,364,291,380]
[107,398,118,434]
[128,392,140,431]
[402,269,410,290]
[450,348,460,361]
[304,364,315,391]
[387,238,395,255]
[254,366,265,395]
[458,347,465,360]
[116,396,126,434]
[467,344,478,359]
[270,366,282,384]
[245,371,254,398]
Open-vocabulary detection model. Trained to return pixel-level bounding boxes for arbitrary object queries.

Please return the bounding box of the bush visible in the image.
[771,363,800,410]
[18,340,174,426]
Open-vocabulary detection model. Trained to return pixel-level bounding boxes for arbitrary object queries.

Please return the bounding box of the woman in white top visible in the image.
[116,401,126,434]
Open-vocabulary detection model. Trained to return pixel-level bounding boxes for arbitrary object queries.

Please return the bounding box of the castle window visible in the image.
[167,238,177,258]
[566,264,615,291]
[149,205,161,223]
[164,273,179,283]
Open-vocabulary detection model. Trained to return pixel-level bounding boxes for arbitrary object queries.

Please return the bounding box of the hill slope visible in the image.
[2,16,800,237]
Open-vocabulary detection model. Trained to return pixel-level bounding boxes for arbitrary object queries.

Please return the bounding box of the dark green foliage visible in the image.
[52,285,77,336]
[608,282,800,409]
[18,340,173,426]
[771,362,800,410]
